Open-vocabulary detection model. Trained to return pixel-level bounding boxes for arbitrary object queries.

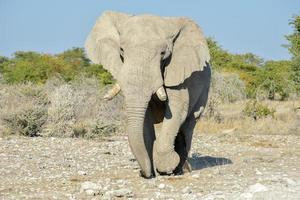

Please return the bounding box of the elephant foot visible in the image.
[153,142,180,173]
[173,160,192,175]
[139,170,155,179]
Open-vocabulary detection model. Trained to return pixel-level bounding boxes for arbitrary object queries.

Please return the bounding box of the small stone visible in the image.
[192,174,200,178]
[158,183,165,189]
[240,192,253,199]
[103,191,113,199]
[214,191,225,198]
[78,171,87,176]
[116,179,125,185]
[283,177,296,186]
[248,183,268,193]
[112,188,133,197]
[80,181,101,193]
[85,189,95,196]
[255,169,262,175]
[182,187,192,194]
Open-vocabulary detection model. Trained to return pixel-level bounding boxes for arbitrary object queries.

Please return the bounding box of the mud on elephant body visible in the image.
[85,11,211,178]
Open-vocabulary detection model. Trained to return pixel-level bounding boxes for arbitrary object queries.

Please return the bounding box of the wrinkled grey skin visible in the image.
[85,11,211,178]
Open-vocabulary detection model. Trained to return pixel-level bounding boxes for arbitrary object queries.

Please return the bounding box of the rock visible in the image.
[112,188,133,197]
[240,192,253,199]
[158,183,165,189]
[182,186,192,194]
[192,174,200,178]
[222,128,237,134]
[248,183,268,193]
[80,181,101,194]
[214,191,225,198]
[283,177,296,186]
[85,189,96,196]
[116,179,126,185]
[255,169,262,175]
[78,171,87,176]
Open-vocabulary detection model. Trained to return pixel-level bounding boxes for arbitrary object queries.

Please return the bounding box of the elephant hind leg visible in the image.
[174,116,197,174]
[173,131,188,175]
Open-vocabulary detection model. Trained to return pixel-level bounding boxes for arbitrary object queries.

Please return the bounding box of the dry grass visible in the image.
[0,74,298,138]
[197,100,300,135]
[0,76,125,138]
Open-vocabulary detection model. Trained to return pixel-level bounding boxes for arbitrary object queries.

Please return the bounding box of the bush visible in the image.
[0,83,48,136]
[2,52,75,83]
[3,107,47,137]
[210,71,246,103]
[42,77,124,138]
[243,100,275,120]
[203,71,246,122]
[204,93,222,123]
[0,73,5,84]
[42,84,76,137]
[252,60,296,100]
[1,49,115,85]
[0,77,124,138]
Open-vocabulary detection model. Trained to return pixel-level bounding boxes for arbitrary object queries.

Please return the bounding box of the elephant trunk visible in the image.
[126,99,155,178]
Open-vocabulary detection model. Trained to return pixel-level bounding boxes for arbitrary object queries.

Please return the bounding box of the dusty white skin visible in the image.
[85,11,211,178]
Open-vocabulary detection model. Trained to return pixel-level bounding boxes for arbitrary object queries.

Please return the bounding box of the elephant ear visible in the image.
[85,11,130,79]
[164,18,210,87]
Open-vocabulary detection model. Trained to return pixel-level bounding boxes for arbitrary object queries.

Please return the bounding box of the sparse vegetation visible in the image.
[243,100,275,120]
[0,77,124,138]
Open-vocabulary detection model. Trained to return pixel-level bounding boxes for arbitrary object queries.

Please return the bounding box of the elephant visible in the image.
[85,11,211,178]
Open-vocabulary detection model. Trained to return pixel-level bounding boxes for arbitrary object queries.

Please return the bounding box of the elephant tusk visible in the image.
[156,86,167,101]
[103,83,121,100]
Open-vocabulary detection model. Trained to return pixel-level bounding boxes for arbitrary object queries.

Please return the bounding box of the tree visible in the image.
[2,52,75,83]
[1,48,114,85]
[285,15,300,93]
[56,47,90,68]
[254,60,293,100]
[0,56,9,73]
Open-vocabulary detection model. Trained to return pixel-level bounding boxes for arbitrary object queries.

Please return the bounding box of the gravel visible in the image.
[0,132,299,199]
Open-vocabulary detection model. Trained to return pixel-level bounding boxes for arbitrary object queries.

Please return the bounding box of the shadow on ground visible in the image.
[188,153,232,170]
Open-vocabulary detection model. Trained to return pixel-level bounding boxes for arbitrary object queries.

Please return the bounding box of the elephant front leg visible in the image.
[153,93,188,174]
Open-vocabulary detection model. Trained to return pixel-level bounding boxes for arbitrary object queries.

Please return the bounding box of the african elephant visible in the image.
[85,11,211,178]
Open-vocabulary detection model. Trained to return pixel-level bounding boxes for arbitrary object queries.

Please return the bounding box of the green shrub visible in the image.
[1,49,114,85]
[84,63,115,85]
[2,52,76,83]
[243,100,275,120]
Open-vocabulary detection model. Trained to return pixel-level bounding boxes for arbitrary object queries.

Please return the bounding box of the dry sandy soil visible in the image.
[0,130,299,199]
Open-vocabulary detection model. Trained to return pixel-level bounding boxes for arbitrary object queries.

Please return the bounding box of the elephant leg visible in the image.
[173,131,188,175]
[153,89,189,174]
[178,97,206,173]
[182,116,197,157]
[142,106,157,178]
[181,116,197,173]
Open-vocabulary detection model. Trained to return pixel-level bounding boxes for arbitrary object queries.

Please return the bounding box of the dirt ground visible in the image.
[0,130,299,200]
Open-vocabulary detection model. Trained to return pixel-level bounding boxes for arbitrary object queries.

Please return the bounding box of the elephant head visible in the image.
[85,11,210,178]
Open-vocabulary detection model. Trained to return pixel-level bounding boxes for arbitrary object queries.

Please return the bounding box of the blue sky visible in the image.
[0,0,299,60]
